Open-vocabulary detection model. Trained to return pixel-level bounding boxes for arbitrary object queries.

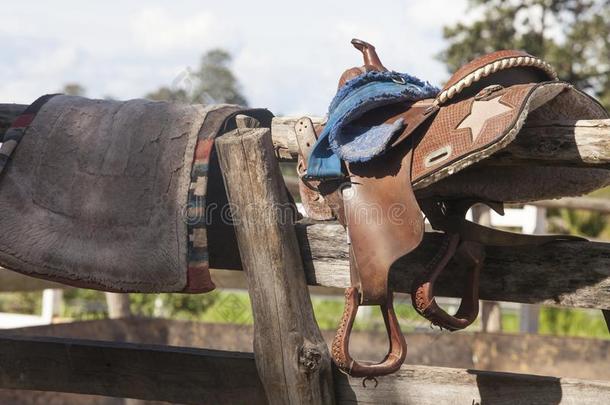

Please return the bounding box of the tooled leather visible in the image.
[331,287,357,372]
[412,84,534,182]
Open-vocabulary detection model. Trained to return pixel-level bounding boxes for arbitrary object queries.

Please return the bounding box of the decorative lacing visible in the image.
[436,56,557,105]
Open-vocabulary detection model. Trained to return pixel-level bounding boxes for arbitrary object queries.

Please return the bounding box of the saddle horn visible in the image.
[351,38,387,72]
[337,39,389,88]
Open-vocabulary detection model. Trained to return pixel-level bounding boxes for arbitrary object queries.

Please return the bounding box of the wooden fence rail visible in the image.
[533,196,610,214]
[2,105,610,168]
[2,222,610,310]
[1,335,609,404]
[270,116,610,169]
[0,335,266,405]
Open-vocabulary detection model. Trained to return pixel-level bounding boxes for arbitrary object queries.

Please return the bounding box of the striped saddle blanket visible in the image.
[0,95,272,293]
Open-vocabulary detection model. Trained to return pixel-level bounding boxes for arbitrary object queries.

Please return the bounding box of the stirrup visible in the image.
[332,287,407,378]
[412,234,484,331]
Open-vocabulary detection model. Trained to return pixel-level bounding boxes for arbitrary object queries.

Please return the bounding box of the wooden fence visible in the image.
[0,106,609,404]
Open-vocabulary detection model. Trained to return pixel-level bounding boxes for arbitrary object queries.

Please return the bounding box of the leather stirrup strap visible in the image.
[331,140,423,378]
[412,234,484,330]
[344,141,424,304]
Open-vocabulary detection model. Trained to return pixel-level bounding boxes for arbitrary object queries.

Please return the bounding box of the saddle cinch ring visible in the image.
[331,287,406,378]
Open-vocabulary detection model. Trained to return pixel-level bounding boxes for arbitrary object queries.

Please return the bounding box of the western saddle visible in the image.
[296,39,609,379]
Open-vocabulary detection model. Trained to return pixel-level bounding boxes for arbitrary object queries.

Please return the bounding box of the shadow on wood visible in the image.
[1,331,609,404]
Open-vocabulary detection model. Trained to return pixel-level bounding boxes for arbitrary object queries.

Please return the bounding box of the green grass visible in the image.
[1,289,607,340]
[0,291,41,315]
[539,307,609,339]
[502,312,520,333]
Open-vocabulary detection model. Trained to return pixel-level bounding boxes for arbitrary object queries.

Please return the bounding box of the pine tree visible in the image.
[440,0,610,109]
[146,49,248,106]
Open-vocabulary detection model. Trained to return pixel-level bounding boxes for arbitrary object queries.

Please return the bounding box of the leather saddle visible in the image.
[297,39,609,379]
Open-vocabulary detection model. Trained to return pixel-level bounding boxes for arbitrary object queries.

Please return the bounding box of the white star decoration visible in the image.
[456,96,513,142]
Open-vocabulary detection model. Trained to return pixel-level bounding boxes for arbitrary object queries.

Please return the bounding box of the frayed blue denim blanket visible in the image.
[305,71,439,179]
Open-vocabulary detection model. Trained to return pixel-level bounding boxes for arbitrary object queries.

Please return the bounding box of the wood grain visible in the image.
[334,364,610,404]
[297,221,610,310]
[7,318,610,380]
[4,105,608,167]
[216,128,334,405]
[270,116,610,169]
[1,333,608,404]
[500,120,610,167]
[2,223,610,312]
[0,335,266,405]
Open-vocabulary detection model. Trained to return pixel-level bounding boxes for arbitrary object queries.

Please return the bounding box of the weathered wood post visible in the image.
[216,127,335,405]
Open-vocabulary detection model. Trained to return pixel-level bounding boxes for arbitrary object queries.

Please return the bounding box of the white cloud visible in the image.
[0,0,469,114]
[130,7,216,53]
[20,46,79,77]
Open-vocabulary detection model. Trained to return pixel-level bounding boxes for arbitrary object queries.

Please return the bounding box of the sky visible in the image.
[0,0,470,116]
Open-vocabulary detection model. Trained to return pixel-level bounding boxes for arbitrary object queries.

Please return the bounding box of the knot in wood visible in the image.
[299,344,322,373]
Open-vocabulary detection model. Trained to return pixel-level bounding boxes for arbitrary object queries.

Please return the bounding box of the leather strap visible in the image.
[439,215,586,246]
[329,139,423,378]
[412,234,484,330]
[422,199,587,246]
[295,117,335,220]
[344,140,424,305]
[411,199,585,331]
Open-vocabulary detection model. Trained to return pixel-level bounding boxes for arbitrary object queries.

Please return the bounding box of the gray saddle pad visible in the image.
[0,95,269,292]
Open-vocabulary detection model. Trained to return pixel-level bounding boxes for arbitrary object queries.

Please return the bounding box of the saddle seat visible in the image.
[298,39,609,379]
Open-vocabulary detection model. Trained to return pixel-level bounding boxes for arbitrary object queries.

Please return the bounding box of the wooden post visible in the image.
[216,127,335,405]
[41,289,63,324]
[105,293,133,319]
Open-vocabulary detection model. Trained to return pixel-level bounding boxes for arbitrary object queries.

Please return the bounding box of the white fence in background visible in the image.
[490,205,545,333]
[0,289,62,329]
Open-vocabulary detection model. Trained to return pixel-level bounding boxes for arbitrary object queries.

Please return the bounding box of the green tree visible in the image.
[62,83,86,97]
[146,86,189,103]
[146,49,248,106]
[440,0,610,109]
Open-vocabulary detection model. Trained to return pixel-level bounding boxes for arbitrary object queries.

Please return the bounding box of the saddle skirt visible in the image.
[0,95,272,293]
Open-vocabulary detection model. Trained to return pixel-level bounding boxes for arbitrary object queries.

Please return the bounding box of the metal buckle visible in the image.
[391,75,406,85]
